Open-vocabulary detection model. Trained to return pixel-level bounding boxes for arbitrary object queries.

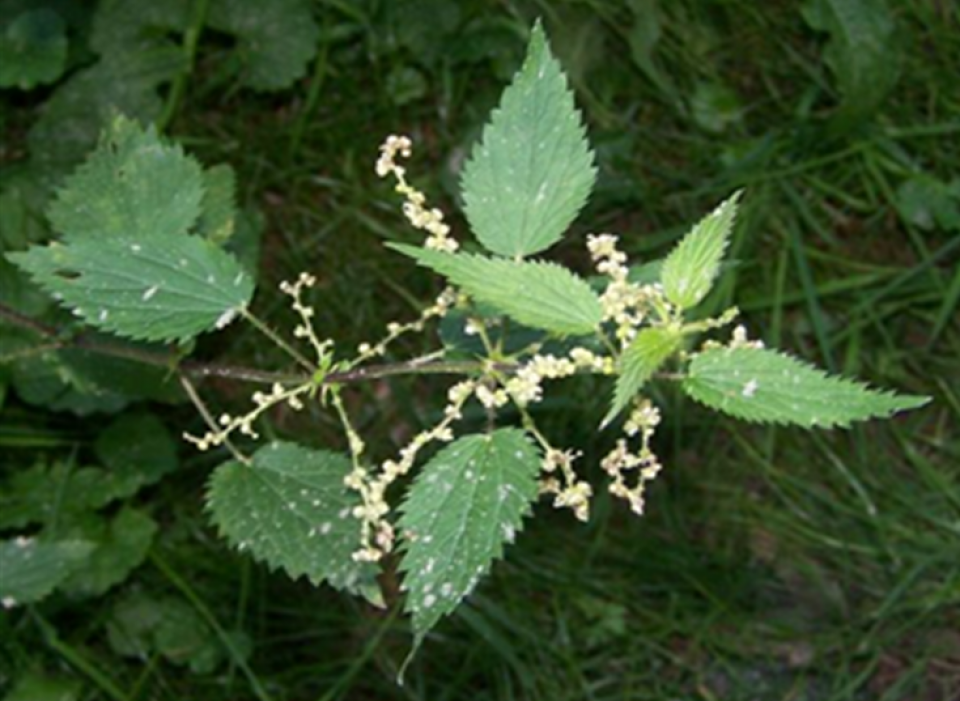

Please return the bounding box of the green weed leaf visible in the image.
[0,8,68,89]
[605,325,682,426]
[207,442,380,602]
[48,116,204,242]
[802,0,899,130]
[95,413,178,495]
[9,234,253,343]
[0,537,93,608]
[392,245,602,336]
[208,0,320,91]
[108,591,237,674]
[683,347,930,428]
[398,429,541,646]
[460,21,596,257]
[58,508,158,597]
[661,192,740,310]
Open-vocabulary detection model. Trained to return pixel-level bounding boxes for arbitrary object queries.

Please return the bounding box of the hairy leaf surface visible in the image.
[605,325,682,426]
[460,21,596,257]
[398,429,541,645]
[393,245,602,336]
[207,442,380,603]
[661,192,740,310]
[683,347,929,428]
[9,234,253,343]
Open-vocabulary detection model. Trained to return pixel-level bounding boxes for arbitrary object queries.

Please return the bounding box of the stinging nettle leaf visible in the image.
[398,429,541,646]
[0,537,94,608]
[9,234,253,343]
[460,20,596,258]
[207,442,381,603]
[661,191,741,310]
[604,325,682,426]
[392,244,603,336]
[48,116,204,242]
[683,347,930,428]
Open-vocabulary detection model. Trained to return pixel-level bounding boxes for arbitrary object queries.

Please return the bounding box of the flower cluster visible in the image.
[376,134,457,253]
[601,398,663,515]
[357,288,458,361]
[587,233,671,345]
[184,380,312,453]
[505,353,578,406]
[280,272,332,363]
[184,273,336,456]
[539,448,593,521]
[347,380,477,562]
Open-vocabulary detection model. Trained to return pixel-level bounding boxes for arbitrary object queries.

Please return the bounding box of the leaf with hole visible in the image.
[9,234,253,343]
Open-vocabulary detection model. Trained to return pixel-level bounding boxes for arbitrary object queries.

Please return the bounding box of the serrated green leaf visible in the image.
[398,429,541,646]
[58,508,158,597]
[207,0,319,91]
[197,164,238,245]
[604,325,682,426]
[683,347,930,428]
[207,442,380,602]
[0,537,93,607]
[48,116,204,242]
[9,234,253,343]
[661,192,741,310]
[0,8,68,90]
[460,21,596,257]
[95,412,178,495]
[392,245,602,336]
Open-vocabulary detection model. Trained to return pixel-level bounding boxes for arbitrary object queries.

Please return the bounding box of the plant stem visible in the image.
[157,0,212,131]
[0,302,510,387]
[240,308,316,371]
[179,373,250,464]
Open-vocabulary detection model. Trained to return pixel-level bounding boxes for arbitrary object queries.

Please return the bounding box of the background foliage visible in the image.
[1,0,957,699]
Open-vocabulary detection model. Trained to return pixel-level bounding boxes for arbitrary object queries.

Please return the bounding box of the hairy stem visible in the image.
[0,302,513,388]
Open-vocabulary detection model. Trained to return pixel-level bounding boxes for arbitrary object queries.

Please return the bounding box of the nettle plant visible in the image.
[8,24,928,661]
